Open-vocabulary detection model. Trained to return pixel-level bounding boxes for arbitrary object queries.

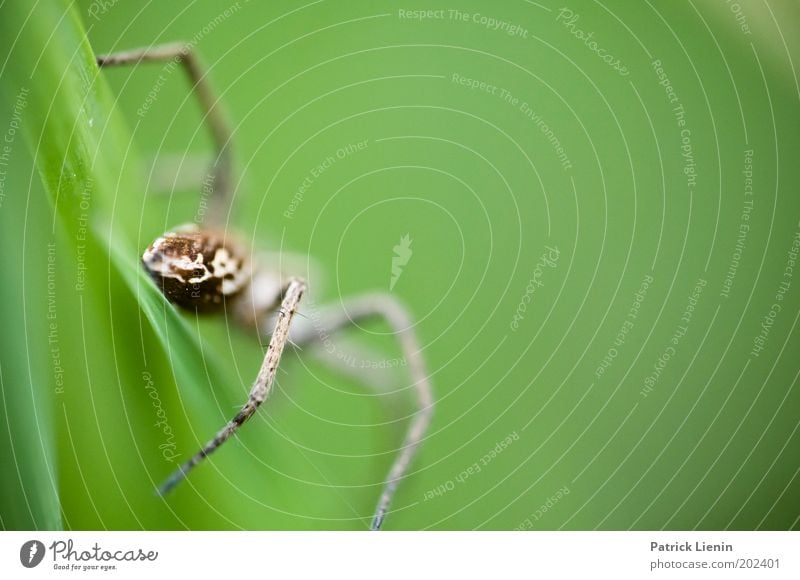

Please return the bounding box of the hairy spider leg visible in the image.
[96,42,233,226]
[157,277,306,495]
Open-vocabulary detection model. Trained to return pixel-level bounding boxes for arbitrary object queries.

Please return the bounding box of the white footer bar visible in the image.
[1,531,797,578]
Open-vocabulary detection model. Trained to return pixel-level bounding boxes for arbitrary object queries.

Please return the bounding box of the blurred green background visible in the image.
[1,0,799,530]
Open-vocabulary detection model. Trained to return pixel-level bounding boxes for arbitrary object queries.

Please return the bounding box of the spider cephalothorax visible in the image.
[142,225,249,311]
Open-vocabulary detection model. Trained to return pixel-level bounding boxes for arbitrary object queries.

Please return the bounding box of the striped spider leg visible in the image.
[97,44,434,530]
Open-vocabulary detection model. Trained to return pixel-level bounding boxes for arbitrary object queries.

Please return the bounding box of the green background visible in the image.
[1,0,798,530]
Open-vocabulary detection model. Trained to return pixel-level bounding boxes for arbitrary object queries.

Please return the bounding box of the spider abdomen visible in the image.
[142,225,248,312]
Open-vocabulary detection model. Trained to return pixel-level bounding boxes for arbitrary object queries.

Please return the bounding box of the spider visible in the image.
[96,43,434,530]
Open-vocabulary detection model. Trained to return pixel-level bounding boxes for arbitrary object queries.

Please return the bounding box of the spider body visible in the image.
[142,225,248,311]
[98,43,434,530]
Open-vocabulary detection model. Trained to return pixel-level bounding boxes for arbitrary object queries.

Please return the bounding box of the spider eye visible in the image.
[141,225,247,311]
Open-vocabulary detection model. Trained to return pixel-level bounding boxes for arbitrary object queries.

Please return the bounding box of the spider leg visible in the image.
[290,294,435,530]
[157,277,306,495]
[96,43,233,226]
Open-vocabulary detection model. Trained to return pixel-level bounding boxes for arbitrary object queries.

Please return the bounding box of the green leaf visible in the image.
[0,0,231,529]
